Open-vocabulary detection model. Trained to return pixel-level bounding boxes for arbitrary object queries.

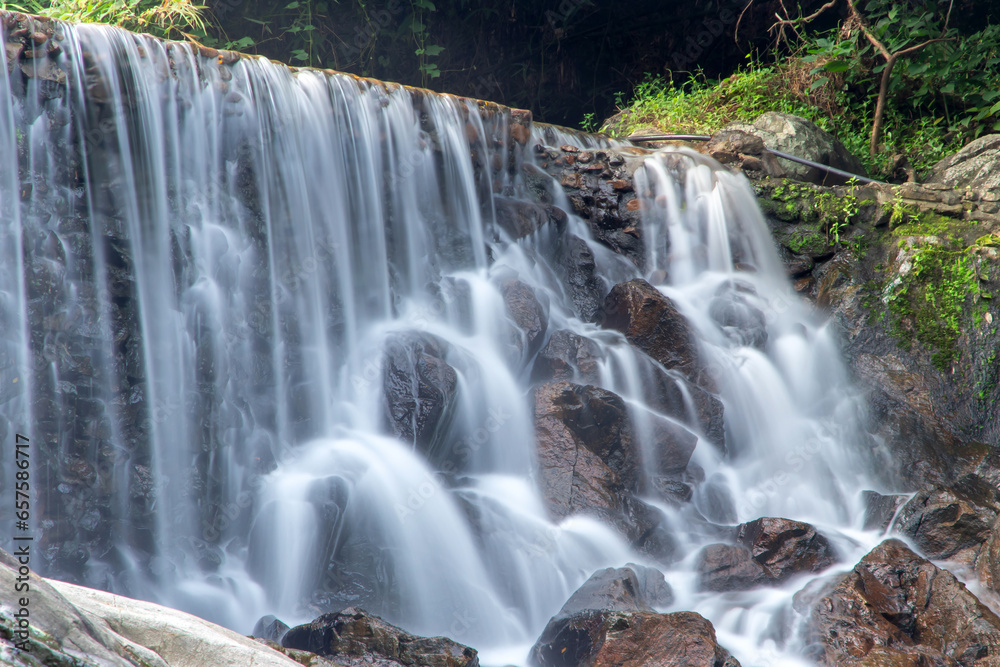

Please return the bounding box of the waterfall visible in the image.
[0,16,887,666]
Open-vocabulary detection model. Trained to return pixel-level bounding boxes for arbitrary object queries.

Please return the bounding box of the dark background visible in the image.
[206,0,999,127]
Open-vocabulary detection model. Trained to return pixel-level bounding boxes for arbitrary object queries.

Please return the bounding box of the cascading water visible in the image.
[0,16,896,667]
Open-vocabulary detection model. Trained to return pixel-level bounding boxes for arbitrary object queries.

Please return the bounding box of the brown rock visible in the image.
[533,382,671,556]
[531,329,603,384]
[553,564,673,621]
[282,607,479,667]
[534,382,640,521]
[893,480,999,560]
[736,517,837,582]
[803,539,1000,666]
[529,610,740,667]
[499,278,548,357]
[602,279,712,391]
[494,196,550,239]
[697,543,771,592]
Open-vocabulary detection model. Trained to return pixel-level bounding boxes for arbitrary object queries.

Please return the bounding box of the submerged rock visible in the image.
[529,609,740,667]
[802,539,1000,666]
[553,564,674,620]
[381,331,460,465]
[499,277,549,359]
[282,607,479,667]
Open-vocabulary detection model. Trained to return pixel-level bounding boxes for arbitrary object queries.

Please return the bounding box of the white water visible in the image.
[0,18,892,666]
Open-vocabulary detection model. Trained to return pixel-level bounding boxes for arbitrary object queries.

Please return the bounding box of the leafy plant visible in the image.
[410,0,443,85]
[779,0,1000,157]
[3,0,209,38]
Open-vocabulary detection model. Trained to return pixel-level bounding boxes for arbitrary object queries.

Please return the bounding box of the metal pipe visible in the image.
[625,133,882,185]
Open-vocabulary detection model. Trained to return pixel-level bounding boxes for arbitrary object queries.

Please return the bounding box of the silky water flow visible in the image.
[0,20,895,666]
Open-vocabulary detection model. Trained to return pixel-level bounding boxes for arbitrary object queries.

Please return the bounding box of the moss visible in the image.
[785,225,834,256]
[885,240,982,371]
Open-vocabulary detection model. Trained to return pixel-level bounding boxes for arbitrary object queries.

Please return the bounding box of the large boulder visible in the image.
[802,539,1000,666]
[534,381,641,518]
[602,279,714,391]
[381,331,460,465]
[529,610,740,667]
[724,112,867,185]
[282,607,478,667]
[893,479,1000,561]
[531,329,604,384]
[736,517,838,581]
[697,518,837,592]
[533,381,675,558]
[558,233,606,323]
[0,548,300,667]
[499,277,549,359]
[927,134,1000,193]
[553,564,674,621]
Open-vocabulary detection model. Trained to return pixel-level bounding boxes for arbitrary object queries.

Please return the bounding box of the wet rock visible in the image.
[558,234,605,323]
[642,411,699,479]
[708,281,768,349]
[893,480,1000,561]
[724,112,866,185]
[602,279,713,391]
[531,329,603,384]
[803,539,1000,666]
[381,331,459,464]
[555,564,674,620]
[861,490,907,531]
[696,543,771,592]
[253,615,291,643]
[736,517,837,582]
[698,518,836,591]
[534,381,640,519]
[499,277,548,358]
[282,607,479,666]
[529,610,740,667]
[534,381,672,556]
[495,196,551,239]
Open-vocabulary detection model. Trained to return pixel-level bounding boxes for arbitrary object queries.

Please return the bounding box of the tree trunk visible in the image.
[870,54,899,158]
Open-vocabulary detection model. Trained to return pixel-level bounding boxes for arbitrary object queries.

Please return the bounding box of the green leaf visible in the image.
[285,1,299,8]
[990,100,1000,114]
[809,76,830,91]
[824,59,850,73]
[414,0,436,9]
[423,44,444,56]
[292,49,309,61]
[940,82,955,94]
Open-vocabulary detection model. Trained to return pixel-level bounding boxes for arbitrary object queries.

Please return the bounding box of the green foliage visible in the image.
[885,239,983,371]
[410,0,444,85]
[3,0,208,37]
[605,53,972,179]
[800,0,1000,161]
